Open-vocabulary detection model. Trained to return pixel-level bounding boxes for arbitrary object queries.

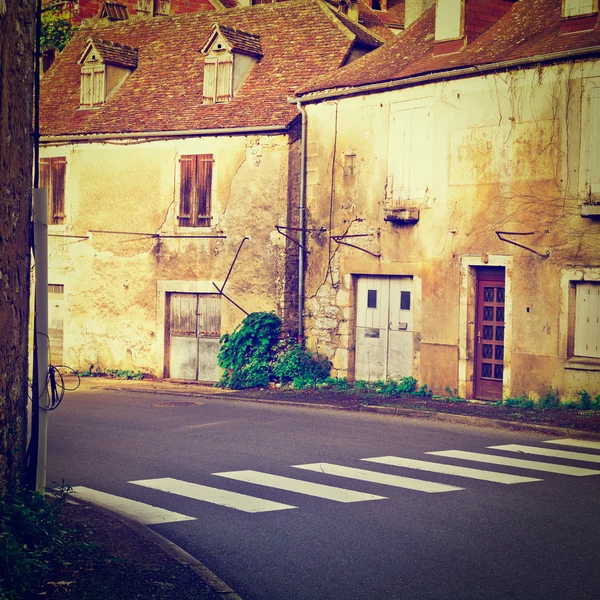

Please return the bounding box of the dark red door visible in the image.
[474,268,505,400]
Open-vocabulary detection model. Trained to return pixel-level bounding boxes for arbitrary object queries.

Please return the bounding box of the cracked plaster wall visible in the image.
[304,62,600,398]
[43,132,297,377]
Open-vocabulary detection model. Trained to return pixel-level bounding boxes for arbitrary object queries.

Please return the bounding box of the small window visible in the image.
[179,154,214,228]
[367,289,377,309]
[39,157,66,225]
[400,291,411,311]
[574,282,600,358]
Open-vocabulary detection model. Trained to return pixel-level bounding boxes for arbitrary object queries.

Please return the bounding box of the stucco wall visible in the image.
[303,61,600,399]
[43,131,297,377]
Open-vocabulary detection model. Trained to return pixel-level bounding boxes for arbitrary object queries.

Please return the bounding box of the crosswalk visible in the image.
[71,438,600,524]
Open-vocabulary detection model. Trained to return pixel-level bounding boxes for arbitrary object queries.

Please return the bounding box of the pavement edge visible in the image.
[66,496,243,600]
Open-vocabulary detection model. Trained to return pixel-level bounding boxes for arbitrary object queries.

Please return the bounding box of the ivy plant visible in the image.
[40,10,76,52]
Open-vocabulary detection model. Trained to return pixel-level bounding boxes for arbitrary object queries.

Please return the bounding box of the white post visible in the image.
[34,188,49,493]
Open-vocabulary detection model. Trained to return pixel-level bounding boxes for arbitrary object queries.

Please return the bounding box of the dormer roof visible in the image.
[77,37,138,69]
[40,0,381,137]
[200,23,263,58]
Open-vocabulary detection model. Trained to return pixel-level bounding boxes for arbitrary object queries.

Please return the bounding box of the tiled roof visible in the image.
[356,1,396,42]
[375,0,404,28]
[40,0,367,136]
[325,4,385,47]
[80,37,138,67]
[206,24,263,57]
[296,0,600,97]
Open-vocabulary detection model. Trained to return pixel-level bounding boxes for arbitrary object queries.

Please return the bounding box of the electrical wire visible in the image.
[29,365,81,411]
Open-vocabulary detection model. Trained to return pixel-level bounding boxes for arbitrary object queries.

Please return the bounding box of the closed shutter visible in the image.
[590,87,600,195]
[203,58,217,104]
[92,67,105,106]
[51,158,66,224]
[157,0,171,15]
[179,154,213,227]
[39,157,66,225]
[564,0,594,17]
[216,57,233,103]
[179,155,194,226]
[388,105,431,202]
[80,70,92,106]
[196,154,213,227]
[409,106,431,200]
[388,108,409,203]
[575,282,600,358]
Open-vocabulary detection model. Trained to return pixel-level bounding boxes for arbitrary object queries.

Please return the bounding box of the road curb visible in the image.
[67,496,243,600]
[75,378,600,440]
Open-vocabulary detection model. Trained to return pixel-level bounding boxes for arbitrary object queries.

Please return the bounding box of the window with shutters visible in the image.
[386,101,433,205]
[178,154,214,228]
[80,64,105,107]
[563,0,597,17]
[39,157,66,225]
[587,86,600,200]
[202,52,233,104]
[574,282,600,359]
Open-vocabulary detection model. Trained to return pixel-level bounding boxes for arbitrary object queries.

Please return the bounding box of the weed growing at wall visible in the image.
[76,365,145,380]
[497,390,600,411]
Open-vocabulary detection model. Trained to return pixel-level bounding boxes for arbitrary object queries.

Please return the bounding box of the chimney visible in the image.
[405,0,435,27]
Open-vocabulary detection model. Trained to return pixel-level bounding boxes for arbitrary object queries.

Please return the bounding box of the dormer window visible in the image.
[77,38,138,109]
[200,24,263,105]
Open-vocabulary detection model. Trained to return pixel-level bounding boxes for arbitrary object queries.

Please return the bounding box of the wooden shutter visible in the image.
[179,155,194,226]
[590,87,600,195]
[203,58,217,104]
[409,106,431,200]
[51,158,66,224]
[157,0,171,15]
[196,154,213,227]
[80,70,92,107]
[92,67,105,106]
[216,57,233,103]
[39,157,66,225]
[575,283,600,358]
[564,0,594,17]
[388,107,410,203]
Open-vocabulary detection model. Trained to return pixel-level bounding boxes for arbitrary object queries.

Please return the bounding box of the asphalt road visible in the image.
[47,389,600,600]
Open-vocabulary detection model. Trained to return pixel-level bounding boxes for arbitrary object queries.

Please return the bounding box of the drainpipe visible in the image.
[296,102,307,344]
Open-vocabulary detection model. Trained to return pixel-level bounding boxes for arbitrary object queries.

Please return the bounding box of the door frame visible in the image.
[473,267,505,400]
[458,256,512,401]
[157,280,223,378]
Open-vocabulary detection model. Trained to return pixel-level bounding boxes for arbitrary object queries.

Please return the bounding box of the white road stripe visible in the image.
[544,439,600,450]
[488,444,600,463]
[293,463,463,493]
[129,478,296,513]
[362,456,542,484]
[428,450,600,476]
[213,470,387,503]
[71,486,196,525]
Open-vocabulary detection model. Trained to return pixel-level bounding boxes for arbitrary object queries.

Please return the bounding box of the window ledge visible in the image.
[564,357,600,372]
[581,203,600,218]
[384,206,420,224]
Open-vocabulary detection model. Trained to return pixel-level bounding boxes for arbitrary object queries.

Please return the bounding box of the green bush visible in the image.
[217,312,281,389]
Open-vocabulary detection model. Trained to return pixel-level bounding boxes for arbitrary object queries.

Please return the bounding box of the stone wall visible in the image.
[0,0,35,495]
